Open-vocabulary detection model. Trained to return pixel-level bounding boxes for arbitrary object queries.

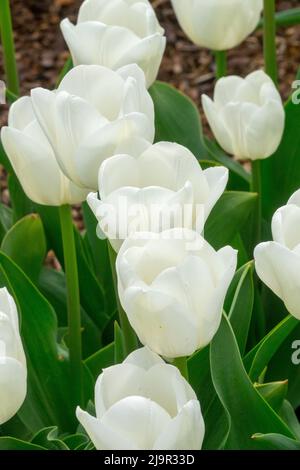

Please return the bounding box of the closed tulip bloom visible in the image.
[76,347,205,450]
[171,0,263,51]
[1,97,88,205]
[0,288,27,425]
[202,71,285,161]
[116,229,237,358]
[61,0,166,88]
[30,64,155,190]
[255,190,300,320]
[87,142,228,251]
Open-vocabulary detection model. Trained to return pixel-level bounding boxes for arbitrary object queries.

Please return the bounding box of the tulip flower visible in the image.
[29,64,155,190]
[171,0,263,51]
[116,228,237,358]
[61,0,166,88]
[87,142,228,251]
[255,189,300,320]
[0,288,27,425]
[1,97,89,205]
[202,71,285,161]
[76,346,205,450]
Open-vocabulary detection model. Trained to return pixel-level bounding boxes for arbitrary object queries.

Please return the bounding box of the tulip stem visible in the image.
[251,160,262,246]
[263,0,278,86]
[0,0,20,95]
[173,357,189,381]
[214,51,227,79]
[59,204,83,408]
[108,243,138,356]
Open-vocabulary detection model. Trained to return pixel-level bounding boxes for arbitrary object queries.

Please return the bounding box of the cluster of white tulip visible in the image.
[0,0,293,451]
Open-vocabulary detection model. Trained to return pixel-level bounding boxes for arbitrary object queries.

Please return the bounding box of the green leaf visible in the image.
[252,433,300,450]
[205,191,257,249]
[258,7,300,29]
[39,267,102,358]
[255,381,288,412]
[0,139,13,172]
[85,342,114,381]
[149,81,207,159]
[63,433,89,450]
[31,426,69,450]
[261,97,300,221]
[7,173,34,222]
[0,203,13,243]
[1,214,46,282]
[225,261,254,355]
[279,400,300,440]
[114,321,125,364]
[0,252,85,432]
[0,437,45,450]
[210,315,294,450]
[244,315,299,382]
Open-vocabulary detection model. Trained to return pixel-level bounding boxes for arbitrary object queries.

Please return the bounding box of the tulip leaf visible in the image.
[0,437,45,450]
[210,315,295,449]
[255,381,288,412]
[114,321,125,364]
[149,81,207,159]
[63,433,89,450]
[1,214,46,282]
[205,191,257,249]
[0,203,13,243]
[279,400,300,440]
[252,433,300,450]
[39,267,102,358]
[243,315,299,382]
[261,96,300,222]
[225,261,254,355]
[0,252,92,433]
[7,173,34,222]
[85,342,114,381]
[31,426,69,450]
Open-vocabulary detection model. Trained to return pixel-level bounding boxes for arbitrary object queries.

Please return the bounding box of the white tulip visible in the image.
[202,71,285,161]
[76,346,205,450]
[61,0,166,88]
[171,0,263,51]
[255,189,300,320]
[116,229,237,358]
[1,97,89,206]
[30,64,155,190]
[87,142,228,251]
[0,288,27,425]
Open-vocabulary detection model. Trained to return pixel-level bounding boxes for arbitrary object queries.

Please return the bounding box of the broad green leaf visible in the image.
[31,426,69,450]
[39,267,102,358]
[0,437,45,450]
[85,342,114,381]
[279,400,300,440]
[255,381,288,412]
[252,433,300,450]
[149,81,207,159]
[7,173,33,222]
[205,191,257,249]
[114,321,125,364]
[63,433,89,450]
[210,315,294,450]
[261,97,300,222]
[0,252,90,433]
[0,203,13,243]
[225,261,254,355]
[244,315,299,382]
[1,214,46,282]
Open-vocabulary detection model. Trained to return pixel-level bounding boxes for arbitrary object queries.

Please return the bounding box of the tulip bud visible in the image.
[76,346,205,450]
[171,0,263,51]
[0,288,27,425]
[202,71,285,161]
[61,0,166,88]
[255,189,300,320]
[87,142,228,251]
[1,97,89,206]
[116,229,237,358]
[29,64,155,190]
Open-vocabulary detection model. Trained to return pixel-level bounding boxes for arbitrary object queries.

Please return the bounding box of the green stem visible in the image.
[214,50,227,79]
[59,204,83,407]
[173,357,189,381]
[108,242,138,355]
[0,0,19,94]
[263,0,278,85]
[251,160,262,247]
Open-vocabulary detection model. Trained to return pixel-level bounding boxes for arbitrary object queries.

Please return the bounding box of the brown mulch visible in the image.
[0,0,300,208]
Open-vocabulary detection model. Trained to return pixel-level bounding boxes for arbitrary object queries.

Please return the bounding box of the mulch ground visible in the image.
[0,0,299,210]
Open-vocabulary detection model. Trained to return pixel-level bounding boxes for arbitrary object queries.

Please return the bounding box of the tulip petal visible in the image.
[0,358,27,425]
[124,346,164,370]
[202,166,229,218]
[202,94,234,156]
[154,400,205,450]
[272,205,300,250]
[8,96,35,130]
